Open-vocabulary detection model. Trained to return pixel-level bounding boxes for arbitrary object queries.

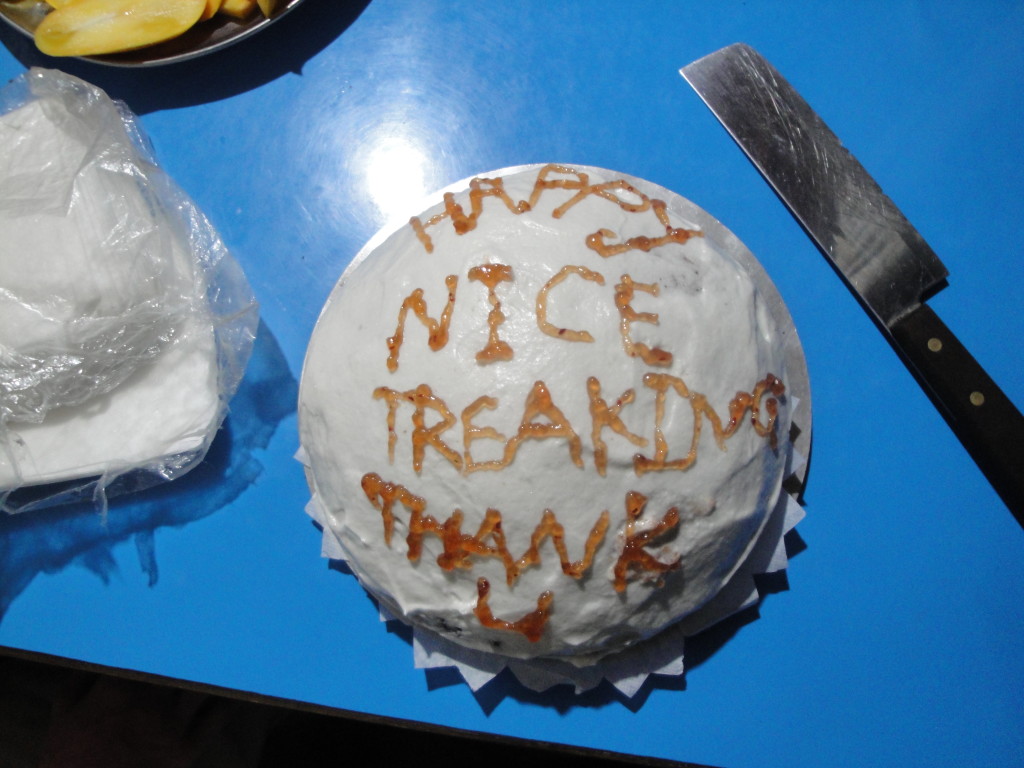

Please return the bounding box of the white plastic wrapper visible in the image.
[0,68,258,514]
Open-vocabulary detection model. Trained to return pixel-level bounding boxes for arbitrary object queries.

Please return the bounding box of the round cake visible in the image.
[300,164,797,663]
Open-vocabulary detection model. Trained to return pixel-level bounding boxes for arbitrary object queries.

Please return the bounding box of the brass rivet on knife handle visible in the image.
[892,304,1024,523]
[682,44,1024,524]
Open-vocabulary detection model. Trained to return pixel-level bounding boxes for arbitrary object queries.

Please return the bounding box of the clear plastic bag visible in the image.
[0,68,258,514]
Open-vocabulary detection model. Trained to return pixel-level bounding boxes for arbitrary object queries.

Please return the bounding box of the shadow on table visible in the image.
[0,0,371,113]
[0,320,298,624]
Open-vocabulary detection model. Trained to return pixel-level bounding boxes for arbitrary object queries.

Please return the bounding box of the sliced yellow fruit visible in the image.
[35,0,206,56]
[217,0,255,19]
[256,0,278,17]
[1,0,46,10]
[199,0,222,21]
[43,0,80,8]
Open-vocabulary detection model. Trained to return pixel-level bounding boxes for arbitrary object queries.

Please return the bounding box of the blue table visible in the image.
[2,2,1022,766]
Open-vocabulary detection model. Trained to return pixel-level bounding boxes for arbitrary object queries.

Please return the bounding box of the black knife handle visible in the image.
[891,303,1024,526]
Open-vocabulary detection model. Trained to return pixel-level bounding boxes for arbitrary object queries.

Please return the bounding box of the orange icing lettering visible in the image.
[461,395,506,473]
[360,473,609,588]
[411,177,530,253]
[373,384,463,473]
[586,376,647,477]
[551,178,651,219]
[360,472,427,547]
[615,274,673,367]
[474,578,552,643]
[468,263,514,364]
[586,198,702,258]
[727,373,785,451]
[429,506,609,587]
[536,264,605,342]
[518,508,610,581]
[524,164,591,210]
[612,491,681,592]
[634,372,784,476]
[634,372,720,475]
[386,275,458,373]
[503,380,583,469]
[409,165,702,260]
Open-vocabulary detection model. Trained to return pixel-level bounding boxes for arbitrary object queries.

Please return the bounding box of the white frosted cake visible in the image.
[300,164,797,664]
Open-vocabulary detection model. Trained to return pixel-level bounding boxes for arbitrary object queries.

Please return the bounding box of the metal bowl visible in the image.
[0,0,307,67]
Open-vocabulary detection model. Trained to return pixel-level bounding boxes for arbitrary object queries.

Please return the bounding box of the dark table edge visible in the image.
[0,643,716,768]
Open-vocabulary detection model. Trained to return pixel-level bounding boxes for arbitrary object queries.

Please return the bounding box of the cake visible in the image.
[299,164,798,664]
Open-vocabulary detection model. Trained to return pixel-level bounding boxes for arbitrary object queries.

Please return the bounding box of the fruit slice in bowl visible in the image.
[0,0,301,66]
[34,0,207,57]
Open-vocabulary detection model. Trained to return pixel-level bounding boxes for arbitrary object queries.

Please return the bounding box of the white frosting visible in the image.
[299,165,792,662]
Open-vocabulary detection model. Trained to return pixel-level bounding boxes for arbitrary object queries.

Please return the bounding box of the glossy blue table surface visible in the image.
[2,3,1022,766]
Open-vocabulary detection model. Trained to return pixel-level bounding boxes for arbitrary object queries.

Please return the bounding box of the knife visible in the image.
[681,43,1024,525]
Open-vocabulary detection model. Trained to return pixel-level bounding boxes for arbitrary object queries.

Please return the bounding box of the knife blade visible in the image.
[681,43,1024,524]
